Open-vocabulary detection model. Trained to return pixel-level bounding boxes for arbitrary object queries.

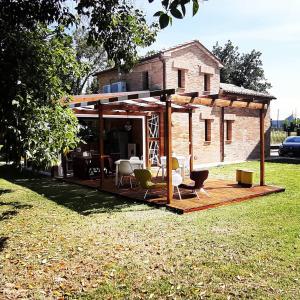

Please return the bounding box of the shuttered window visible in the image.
[205,119,212,142]
[226,120,233,142]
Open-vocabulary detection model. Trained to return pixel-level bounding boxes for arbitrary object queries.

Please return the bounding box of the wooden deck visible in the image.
[63,176,285,214]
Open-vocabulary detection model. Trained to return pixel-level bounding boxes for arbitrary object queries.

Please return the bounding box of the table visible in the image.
[115,159,144,186]
[160,156,186,180]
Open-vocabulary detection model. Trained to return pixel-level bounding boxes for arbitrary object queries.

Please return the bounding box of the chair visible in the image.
[179,170,209,200]
[134,169,166,199]
[129,156,139,161]
[172,157,180,172]
[88,156,100,177]
[185,155,191,174]
[118,161,134,188]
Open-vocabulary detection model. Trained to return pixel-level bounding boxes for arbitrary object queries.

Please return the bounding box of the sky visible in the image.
[134,0,300,120]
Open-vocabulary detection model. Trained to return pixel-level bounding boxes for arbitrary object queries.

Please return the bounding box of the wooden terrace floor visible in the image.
[63,175,285,214]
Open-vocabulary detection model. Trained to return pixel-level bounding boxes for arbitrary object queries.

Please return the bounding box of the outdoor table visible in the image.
[160,155,186,180]
[114,159,144,186]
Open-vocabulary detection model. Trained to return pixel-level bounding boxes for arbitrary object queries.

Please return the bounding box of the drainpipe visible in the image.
[159,54,166,90]
[159,54,167,156]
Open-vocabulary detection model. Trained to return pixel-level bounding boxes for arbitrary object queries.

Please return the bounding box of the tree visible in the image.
[71,26,107,95]
[0,0,202,166]
[212,40,271,92]
[0,26,81,167]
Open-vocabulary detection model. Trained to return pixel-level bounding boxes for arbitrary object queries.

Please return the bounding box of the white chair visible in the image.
[185,154,191,174]
[173,173,182,200]
[118,161,134,188]
[129,156,139,161]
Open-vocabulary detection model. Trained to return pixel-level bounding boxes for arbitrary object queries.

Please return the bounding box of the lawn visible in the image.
[0,161,299,299]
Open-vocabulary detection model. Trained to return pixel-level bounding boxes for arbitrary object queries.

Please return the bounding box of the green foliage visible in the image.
[151,0,201,28]
[71,26,107,94]
[283,118,300,132]
[271,130,287,144]
[0,25,81,167]
[212,40,272,92]
[85,77,100,95]
[25,105,80,169]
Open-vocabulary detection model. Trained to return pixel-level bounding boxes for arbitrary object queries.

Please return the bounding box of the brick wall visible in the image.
[96,42,271,164]
[97,58,163,92]
[171,106,271,164]
[164,44,220,94]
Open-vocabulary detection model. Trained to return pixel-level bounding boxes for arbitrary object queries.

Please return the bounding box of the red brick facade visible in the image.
[95,41,271,163]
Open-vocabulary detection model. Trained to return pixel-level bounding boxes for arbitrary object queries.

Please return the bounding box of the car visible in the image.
[278,136,300,157]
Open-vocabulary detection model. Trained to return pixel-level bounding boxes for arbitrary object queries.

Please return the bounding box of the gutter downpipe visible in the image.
[159,54,167,156]
[159,54,166,90]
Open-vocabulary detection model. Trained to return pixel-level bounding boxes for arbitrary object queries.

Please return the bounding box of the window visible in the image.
[142,71,149,90]
[226,120,233,142]
[204,74,210,92]
[204,119,212,142]
[178,69,184,88]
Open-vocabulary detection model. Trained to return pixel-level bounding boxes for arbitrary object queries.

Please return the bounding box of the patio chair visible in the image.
[129,156,140,161]
[118,161,134,188]
[172,157,180,172]
[134,169,166,199]
[179,170,209,200]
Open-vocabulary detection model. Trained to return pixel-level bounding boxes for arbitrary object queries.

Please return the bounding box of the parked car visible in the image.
[278,136,300,157]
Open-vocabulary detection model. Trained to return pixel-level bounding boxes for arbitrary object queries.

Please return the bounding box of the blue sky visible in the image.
[135,0,300,120]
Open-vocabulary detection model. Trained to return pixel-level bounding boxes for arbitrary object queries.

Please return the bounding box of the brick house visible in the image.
[90,40,275,167]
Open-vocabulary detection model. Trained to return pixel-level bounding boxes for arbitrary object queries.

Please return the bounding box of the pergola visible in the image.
[68,88,273,204]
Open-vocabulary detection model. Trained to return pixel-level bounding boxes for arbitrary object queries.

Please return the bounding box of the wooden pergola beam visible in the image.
[68,89,176,106]
[170,95,268,110]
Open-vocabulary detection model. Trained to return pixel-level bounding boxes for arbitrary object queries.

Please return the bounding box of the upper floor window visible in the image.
[204,74,210,92]
[142,71,149,90]
[178,69,185,88]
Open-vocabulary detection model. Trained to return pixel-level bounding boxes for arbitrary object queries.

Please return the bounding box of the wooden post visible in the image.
[98,102,104,188]
[159,110,165,156]
[220,107,225,162]
[188,111,194,172]
[145,115,150,168]
[260,109,265,186]
[165,96,173,204]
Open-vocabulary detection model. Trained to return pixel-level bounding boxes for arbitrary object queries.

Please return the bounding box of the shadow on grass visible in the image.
[0,200,33,222]
[0,189,12,196]
[0,237,9,252]
[266,157,300,164]
[0,165,152,215]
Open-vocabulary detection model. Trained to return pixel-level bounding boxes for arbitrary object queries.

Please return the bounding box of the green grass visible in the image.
[0,161,299,299]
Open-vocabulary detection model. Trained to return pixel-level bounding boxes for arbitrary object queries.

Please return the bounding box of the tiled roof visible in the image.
[220,83,276,99]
